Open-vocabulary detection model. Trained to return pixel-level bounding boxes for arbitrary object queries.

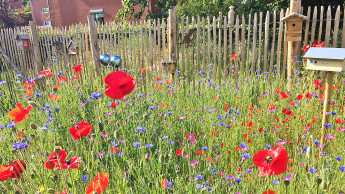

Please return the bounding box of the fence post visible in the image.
[29,21,43,74]
[87,16,101,77]
[167,8,177,80]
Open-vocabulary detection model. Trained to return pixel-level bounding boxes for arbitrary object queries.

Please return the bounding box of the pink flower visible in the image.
[179,116,186,120]
[276,141,286,145]
[190,160,198,166]
[325,135,334,139]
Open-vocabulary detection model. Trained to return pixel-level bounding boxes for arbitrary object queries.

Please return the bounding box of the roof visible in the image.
[303,47,345,60]
[281,12,308,22]
[16,34,30,40]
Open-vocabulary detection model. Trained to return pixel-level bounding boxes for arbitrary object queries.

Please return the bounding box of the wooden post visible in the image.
[29,21,43,74]
[87,16,101,77]
[320,71,335,146]
[167,8,177,81]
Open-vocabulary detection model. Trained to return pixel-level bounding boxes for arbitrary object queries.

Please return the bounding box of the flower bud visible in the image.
[28,101,39,108]
[316,178,322,185]
[30,122,38,130]
[54,146,61,153]
[46,188,55,193]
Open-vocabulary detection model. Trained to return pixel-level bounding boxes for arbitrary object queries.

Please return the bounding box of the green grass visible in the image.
[0,62,344,194]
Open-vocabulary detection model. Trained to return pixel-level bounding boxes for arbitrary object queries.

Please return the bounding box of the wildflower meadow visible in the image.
[0,44,345,194]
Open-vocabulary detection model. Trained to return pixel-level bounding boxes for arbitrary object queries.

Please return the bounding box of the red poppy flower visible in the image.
[40,70,53,77]
[85,173,109,194]
[73,64,82,73]
[104,71,135,100]
[49,94,61,101]
[279,92,288,98]
[56,76,67,83]
[176,148,182,157]
[262,190,275,194]
[23,81,35,89]
[25,88,33,97]
[45,149,81,170]
[8,160,26,179]
[253,146,288,176]
[161,179,167,188]
[69,122,92,140]
[297,94,303,100]
[110,102,117,109]
[301,45,309,52]
[8,102,32,124]
[0,165,11,181]
[230,54,237,60]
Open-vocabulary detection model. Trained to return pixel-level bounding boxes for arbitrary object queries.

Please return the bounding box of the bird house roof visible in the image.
[67,40,78,47]
[16,34,30,40]
[303,47,345,60]
[281,12,307,22]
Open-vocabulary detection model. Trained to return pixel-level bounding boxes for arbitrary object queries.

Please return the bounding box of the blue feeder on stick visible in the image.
[99,54,110,66]
[110,55,121,71]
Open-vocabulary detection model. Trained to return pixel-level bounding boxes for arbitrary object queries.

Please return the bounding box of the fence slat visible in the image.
[310,7,317,43]
[251,13,257,74]
[246,14,251,73]
[240,15,245,71]
[342,8,345,48]
[257,12,263,72]
[276,10,284,76]
[269,10,276,82]
[303,7,311,46]
[218,13,223,85]
[324,6,331,47]
[332,6,341,47]
[202,17,206,71]
[263,11,270,72]
[223,16,228,77]
[318,6,324,43]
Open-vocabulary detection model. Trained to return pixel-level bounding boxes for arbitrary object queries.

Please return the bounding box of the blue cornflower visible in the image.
[196,184,203,189]
[0,125,4,129]
[166,181,173,187]
[7,122,15,128]
[241,153,250,159]
[303,146,308,152]
[111,141,118,147]
[266,144,272,149]
[340,167,345,172]
[134,126,146,132]
[309,168,318,173]
[234,110,240,114]
[314,139,320,144]
[195,174,203,180]
[210,169,217,174]
[34,93,42,98]
[239,143,246,148]
[145,143,153,148]
[201,146,207,150]
[272,180,279,185]
[245,169,253,173]
[54,106,60,111]
[168,141,174,145]
[90,92,101,99]
[118,152,124,157]
[234,178,241,183]
[81,175,88,182]
[336,157,341,161]
[133,142,140,147]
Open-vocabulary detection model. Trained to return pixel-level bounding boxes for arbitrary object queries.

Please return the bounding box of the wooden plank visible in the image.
[318,6,324,43]
[246,14,251,73]
[269,10,276,79]
[251,13,257,74]
[261,11,269,72]
[282,8,289,84]
[162,19,166,61]
[234,15,239,78]
[240,15,245,71]
[196,17,200,71]
[207,16,211,69]
[218,13,222,85]
[29,21,43,74]
[303,6,311,47]
[157,18,161,68]
[186,17,190,84]
[153,19,157,73]
[87,16,101,77]
[202,17,206,71]
[324,6,331,47]
[223,16,228,77]
[310,6,317,43]
[332,6,341,47]
[342,8,345,48]
[181,17,185,78]
[257,12,263,72]
[276,10,284,76]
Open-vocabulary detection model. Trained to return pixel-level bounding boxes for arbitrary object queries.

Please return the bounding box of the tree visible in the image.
[0,0,32,28]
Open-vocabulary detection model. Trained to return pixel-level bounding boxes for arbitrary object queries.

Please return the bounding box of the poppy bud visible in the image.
[11,127,17,132]
[306,147,312,158]
[98,122,104,131]
[31,173,35,179]
[316,178,322,185]
[35,191,42,194]
[46,188,55,193]
[54,146,61,153]
[51,175,58,181]
[28,101,39,108]
[30,133,35,138]
[52,88,58,93]
[14,191,20,194]
[30,122,38,130]
[93,192,98,194]
[284,180,290,187]
[66,182,72,188]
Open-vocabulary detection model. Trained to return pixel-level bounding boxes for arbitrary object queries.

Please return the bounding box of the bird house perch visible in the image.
[303,47,345,146]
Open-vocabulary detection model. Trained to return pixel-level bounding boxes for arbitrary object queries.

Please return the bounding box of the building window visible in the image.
[44,21,51,26]
[42,8,49,14]
[90,9,104,23]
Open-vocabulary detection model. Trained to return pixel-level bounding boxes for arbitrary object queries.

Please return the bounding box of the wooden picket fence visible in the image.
[0,5,345,90]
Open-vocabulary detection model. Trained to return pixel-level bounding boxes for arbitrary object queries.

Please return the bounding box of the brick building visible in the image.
[29,0,51,26]
[30,0,159,27]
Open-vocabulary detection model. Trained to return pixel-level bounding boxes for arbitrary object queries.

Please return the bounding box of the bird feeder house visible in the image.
[16,34,30,50]
[67,40,78,55]
[304,47,345,72]
[303,47,345,147]
[281,13,307,41]
[54,41,63,52]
